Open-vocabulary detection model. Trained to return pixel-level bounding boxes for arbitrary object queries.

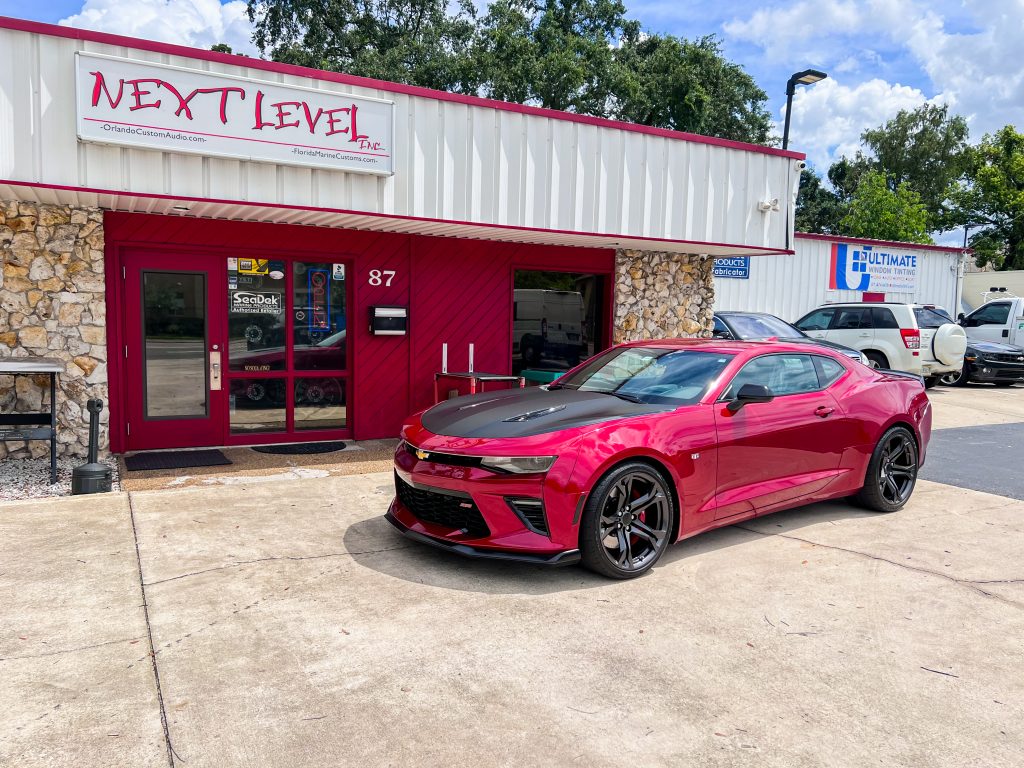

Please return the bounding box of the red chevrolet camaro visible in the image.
[386,339,931,579]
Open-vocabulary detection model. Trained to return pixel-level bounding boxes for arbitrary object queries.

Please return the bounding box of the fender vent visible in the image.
[505,497,549,536]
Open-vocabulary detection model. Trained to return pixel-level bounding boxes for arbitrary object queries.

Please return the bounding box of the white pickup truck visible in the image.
[958,297,1024,346]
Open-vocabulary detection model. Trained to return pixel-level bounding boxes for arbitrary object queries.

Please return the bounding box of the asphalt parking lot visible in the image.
[2,384,1023,767]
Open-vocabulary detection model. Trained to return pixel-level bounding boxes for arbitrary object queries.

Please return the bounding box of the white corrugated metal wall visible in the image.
[0,25,799,252]
[713,236,962,322]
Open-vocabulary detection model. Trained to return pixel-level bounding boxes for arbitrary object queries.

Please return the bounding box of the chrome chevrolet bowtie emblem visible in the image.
[415,449,430,460]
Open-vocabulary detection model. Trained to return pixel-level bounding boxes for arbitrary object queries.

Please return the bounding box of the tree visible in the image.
[794,167,845,234]
[246,0,481,94]
[828,104,969,230]
[610,33,771,143]
[475,0,635,115]
[839,170,933,244]
[954,126,1024,270]
[211,43,234,54]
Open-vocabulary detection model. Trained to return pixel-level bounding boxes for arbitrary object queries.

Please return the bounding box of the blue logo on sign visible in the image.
[830,243,871,291]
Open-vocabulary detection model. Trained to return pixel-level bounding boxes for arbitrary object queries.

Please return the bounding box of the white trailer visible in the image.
[714,233,968,323]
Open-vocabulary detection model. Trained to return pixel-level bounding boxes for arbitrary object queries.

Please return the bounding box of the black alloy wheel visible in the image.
[580,462,674,579]
[856,426,919,513]
[940,366,968,386]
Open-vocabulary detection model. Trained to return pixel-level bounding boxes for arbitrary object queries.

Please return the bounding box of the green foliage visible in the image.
[839,171,934,244]
[954,126,1024,270]
[246,0,481,94]
[611,33,771,143]
[245,0,773,144]
[794,168,845,234]
[210,43,234,54]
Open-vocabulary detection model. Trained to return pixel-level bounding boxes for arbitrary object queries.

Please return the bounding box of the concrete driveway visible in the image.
[2,385,1023,767]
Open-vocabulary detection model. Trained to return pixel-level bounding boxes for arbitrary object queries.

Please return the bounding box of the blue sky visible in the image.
[3,0,1021,179]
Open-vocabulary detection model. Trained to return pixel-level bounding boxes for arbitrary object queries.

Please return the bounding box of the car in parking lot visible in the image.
[940,339,1024,387]
[386,339,931,579]
[794,302,966,387]
[713,311,868,364]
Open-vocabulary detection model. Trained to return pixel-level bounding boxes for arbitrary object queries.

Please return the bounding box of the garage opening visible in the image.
[513,270,608,382]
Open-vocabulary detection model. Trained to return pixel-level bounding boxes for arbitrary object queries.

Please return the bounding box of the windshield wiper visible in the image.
[591,390,646,403]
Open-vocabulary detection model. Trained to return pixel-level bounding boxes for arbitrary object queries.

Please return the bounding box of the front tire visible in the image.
[856,426,919,513]
[579,462,674,579]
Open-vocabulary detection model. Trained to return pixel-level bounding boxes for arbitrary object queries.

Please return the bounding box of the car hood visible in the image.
[420,387,671,438]
[968,340,1024,355]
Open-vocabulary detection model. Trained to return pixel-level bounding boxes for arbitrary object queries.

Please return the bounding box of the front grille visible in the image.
[986,353,1024,364]
[403,442,483,468]
[394,473,490,538]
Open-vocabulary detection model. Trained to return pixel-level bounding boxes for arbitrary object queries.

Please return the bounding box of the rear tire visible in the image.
[940,366,969,387]
[924,376,940,389]
[579,462,674,579]
[864,351,889,370]
[856,426,919,513]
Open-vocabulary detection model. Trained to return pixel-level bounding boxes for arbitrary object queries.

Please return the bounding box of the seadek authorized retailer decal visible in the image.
[231,291,282,315]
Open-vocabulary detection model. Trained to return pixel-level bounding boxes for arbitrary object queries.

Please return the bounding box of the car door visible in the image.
[963,302,1013,343]
[713,353,847,519]
[794,307,837,341]
[828,306,873,351]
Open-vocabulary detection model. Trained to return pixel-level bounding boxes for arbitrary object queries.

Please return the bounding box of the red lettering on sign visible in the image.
[124,79,163,111]
[253,89,275,130]
[90,71,124,109]
[324,107,352,137]
[179,87,245,123]
[348,104,369,144]
[271,101,302,130]
[301,103,325,134]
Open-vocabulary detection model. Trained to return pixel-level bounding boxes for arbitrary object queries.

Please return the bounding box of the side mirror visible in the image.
[712,329,732,339]
[727,383,774,412]
[957,312,966,324]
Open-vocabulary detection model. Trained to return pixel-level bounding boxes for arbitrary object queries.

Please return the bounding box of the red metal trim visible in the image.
[0,15,805,161]
[2,178,796,257]
[795,231,970,255]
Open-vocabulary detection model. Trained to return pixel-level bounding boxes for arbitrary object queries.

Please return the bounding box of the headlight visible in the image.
[479,455,557,474]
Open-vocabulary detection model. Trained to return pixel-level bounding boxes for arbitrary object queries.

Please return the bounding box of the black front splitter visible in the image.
[384,511,581,566]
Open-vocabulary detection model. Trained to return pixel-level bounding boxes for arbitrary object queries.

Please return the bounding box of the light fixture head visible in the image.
[791,69,828,86]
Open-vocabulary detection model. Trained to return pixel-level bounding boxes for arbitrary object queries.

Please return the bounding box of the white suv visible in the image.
[794,303,967,386]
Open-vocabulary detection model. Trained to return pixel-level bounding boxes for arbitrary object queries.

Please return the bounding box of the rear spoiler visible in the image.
[877,369,925,384]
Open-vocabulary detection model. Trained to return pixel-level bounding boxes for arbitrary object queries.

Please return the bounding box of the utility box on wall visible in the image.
[369,306,409,336]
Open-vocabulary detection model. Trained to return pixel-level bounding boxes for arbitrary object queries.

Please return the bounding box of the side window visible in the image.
[833,307,867,330]
[795,308,836,331]
[969,302,1011,326]
[872,308,900,329]
[814,356,847,387]
[723,354,821,399]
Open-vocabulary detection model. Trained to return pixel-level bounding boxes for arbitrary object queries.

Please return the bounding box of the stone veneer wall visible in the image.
[613,249,715,343]
[0,201,108,459]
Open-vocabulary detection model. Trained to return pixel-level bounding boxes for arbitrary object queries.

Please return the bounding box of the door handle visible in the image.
[859,333,871,337]
[210,347,222,391]
[814,406,834,418]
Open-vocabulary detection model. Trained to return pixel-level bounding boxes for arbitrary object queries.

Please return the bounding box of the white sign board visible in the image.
[75,53,394,175]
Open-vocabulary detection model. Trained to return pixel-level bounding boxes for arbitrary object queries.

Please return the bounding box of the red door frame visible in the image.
[122,250,228,450]
[108,241,354,453]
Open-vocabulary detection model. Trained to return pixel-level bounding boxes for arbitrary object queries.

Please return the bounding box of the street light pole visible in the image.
[782,69,828,151]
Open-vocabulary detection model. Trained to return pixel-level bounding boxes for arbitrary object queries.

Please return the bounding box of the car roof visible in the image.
[617,338,836,356]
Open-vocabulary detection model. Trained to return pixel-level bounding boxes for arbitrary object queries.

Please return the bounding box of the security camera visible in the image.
[796,160,807,170]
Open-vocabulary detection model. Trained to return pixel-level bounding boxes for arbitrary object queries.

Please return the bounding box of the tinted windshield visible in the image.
[722,314,803,339]
[553,348,733,405]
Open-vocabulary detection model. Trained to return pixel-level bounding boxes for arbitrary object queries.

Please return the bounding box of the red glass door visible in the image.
[123,251,226,450]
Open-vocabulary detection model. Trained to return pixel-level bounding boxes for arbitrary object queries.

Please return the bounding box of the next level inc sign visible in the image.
[712,257,750,279]
[75,53,394,175]
[829,242,918,293]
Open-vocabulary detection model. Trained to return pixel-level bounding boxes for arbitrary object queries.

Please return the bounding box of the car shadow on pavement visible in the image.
[343,499,876,595]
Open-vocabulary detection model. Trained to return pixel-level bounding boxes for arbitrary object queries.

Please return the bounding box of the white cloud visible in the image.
[782,77,933,171]
[59,0,259,57]
[727,0,1024,154]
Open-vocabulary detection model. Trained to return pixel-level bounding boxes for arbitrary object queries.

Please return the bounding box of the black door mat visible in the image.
[124,449,232,472]
[251,441,347,455]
